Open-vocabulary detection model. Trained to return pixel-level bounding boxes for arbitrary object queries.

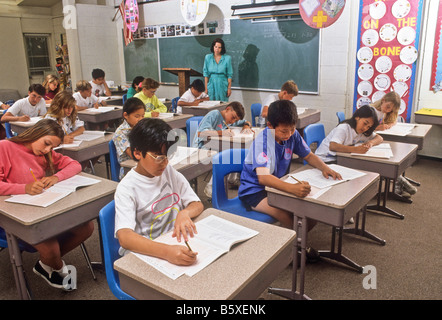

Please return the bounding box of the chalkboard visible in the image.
[159,18,320,93]
[123,37,159,82]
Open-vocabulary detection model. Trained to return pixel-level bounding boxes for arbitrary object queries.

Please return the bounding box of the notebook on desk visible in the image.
[376,123,415,136]
[350,143,393,159]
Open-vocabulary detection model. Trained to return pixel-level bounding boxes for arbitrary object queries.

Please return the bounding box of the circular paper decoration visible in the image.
[180,0,210,26]
[357,97,372,108]
[374,74,391,91]
[394,64,412,82]
[357,47,374,63]
[372,90,386,102]
[379,23,398,42]
[397,26,416,45]
[392,0,411,19]
[375,56,393,73]
[392,81,409,97]
[362,29,379,47]
[399,99,407,114]
[358,80,373,97]
[124,0,139,33]
[400,45,418,64]
[358,64,374,80]
[299,0,346,29]
[369,1,387,20]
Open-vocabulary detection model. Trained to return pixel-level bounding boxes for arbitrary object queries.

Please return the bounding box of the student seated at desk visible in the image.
[90,68,111,97]
[176,79,210,113]
[45,91,85,144]
[42,74,60,103]
[115,118,203,266]
[134,78,168,118]
[315,105,383,163]
[1,84,47,123]
[112,97,146,180]
[73,80,107,111]
[127,75,144,99]
[239,100,341,259]
[257,80,299,127]
[0,119,93,291]
[0,100,10,109]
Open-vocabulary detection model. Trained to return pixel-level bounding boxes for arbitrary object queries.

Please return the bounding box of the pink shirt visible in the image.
[0,140,82,195]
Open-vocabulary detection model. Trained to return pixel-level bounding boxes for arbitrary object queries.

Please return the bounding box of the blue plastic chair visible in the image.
[336,111,345,124]
[98,200,135,300]
[170,96,179,113]
[3,109,16,138]
[212,148,277,224]
[186,116,204,147]
[303,123,325,165]
[122,94,127,104]
[108,140,121,182]
[250,103,262,127]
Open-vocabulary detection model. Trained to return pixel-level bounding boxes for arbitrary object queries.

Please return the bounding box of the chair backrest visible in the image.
[336,111,345,124]
[212,148,277,224]
[0,227,36,252]
[98,200,135,300]
[186,116,204,147]
[3,108,15,139]
[170,96,179,113]
[108,140,121,182]
[122,94,127,104]
[303,123,326,165]
[250,103,262,127]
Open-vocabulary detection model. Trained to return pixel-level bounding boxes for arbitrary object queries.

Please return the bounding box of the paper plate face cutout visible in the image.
[375,55,393,73]
[394,64,412,82]
[400,45,418,64]
[392,81,409,97]
[358,64,375,80]
[372,90,386,102]
[392,0,411,19]
[362,29,379,47]
[397,26,416,46]
[399,99,407,114]
[369,1,387,20]
[357,46,374,63]
[357,96,372,108]
[379,23,398,42]
[358,80,373,97]
[374,74,391,91]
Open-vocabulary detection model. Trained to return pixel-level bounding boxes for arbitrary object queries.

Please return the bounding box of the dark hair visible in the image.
[129,118,178,160]
[131,76,144,89]
[123,97,145,115]
[91,68,105,79]
[190,79,205,92]
[267,100,298,128]
[29,84,46,97]
[342,105,379,137]
[210,38,226,55]
[226,101,245,120]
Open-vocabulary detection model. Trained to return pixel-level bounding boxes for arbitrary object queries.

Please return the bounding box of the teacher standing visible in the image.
[203,38,233,102]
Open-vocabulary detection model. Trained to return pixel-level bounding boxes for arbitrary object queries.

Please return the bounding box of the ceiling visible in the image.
[0,0,62,7]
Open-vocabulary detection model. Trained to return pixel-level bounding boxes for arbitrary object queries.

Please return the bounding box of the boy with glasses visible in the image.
[114,118,203,266]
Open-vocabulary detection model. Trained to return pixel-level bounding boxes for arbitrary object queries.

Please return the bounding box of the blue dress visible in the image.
[203,53,233,102]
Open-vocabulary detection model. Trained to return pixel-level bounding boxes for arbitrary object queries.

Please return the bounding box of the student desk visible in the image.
[377,124,432,150]
[0,173,118,300]
[202,127,265,152]
[77,107,123,130]
[114,208,296,300]
[336,141,418,220]
[181,102,229,116]
[9,119,40,135]
[414,109,442,126]
[98,96,123,106]
[120,148,217,181]
[57,134,113,164]
[297,108,321,131]
[266,166,381,300]
[158,113,192,129]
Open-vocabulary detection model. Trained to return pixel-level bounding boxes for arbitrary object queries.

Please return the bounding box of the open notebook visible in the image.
[198,100,221,108]
[376,123,415,136]
[5,175,100,207]
[86,106,119,113]
[350,143,393,159]
[133,215,259,280]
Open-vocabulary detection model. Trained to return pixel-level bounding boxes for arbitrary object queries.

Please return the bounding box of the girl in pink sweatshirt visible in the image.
[0,119,93,291]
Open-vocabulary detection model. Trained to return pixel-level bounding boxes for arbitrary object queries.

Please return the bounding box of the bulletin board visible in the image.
[353,0,423,123]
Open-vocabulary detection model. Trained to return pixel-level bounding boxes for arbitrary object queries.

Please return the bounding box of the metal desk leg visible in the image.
[367,177,405,219]
[344,207,386,246]
[6,232,32,300]
[268,216,311,300]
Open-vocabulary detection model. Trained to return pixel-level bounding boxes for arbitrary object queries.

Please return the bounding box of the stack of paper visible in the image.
[198,101,221,107]
[13,117,42,126]
[87,106,117,113]
[376,123,415,136]
[74,131,106,141]
[351,143,393,159]
[157,113,174,119]
[168,146,198,166]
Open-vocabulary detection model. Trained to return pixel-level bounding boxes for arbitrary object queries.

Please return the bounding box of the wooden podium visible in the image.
[163,68,203,96]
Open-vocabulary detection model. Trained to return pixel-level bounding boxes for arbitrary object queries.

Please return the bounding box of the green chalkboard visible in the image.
[123,37,159,82]
[159,18,320,93]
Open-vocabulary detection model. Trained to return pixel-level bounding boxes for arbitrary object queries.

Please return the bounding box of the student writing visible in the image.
[42,74,60,102]
[126,75,144,99]
[73,80,107,111]
[90,68,111,97]
[1,84,47,123]
[0,119,93,290]
[114,118,204,266]
[370,91,401,131]
[134,78,168,117]
[177,79,210,113]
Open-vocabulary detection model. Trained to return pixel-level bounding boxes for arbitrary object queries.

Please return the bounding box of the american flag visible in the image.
[119,1,133,46]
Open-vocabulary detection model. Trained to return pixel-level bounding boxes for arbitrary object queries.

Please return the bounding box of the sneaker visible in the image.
[395,177,404,194]
[33,261,75,291]
[400,190,411,199]
[305,247,320,263]
[402,178,417,195]
[204,183,212,199]
[346,217,355,224]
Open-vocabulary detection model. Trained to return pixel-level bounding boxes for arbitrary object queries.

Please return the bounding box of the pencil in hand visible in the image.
[185,241,193,252]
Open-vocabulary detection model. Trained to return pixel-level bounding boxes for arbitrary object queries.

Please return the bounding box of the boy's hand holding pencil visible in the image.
[289,175,311,198]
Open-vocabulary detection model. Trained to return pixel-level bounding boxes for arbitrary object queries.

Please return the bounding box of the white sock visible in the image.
[53,260,69,277]
[39,260,53,274]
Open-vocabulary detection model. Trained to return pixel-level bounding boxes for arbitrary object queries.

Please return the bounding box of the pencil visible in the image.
[290,175,304,184]
[223,120,230,130]
[29,168,37,182]
[185,241,193,252]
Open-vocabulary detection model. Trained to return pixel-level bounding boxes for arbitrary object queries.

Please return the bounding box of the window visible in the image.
[24,34,51,75]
